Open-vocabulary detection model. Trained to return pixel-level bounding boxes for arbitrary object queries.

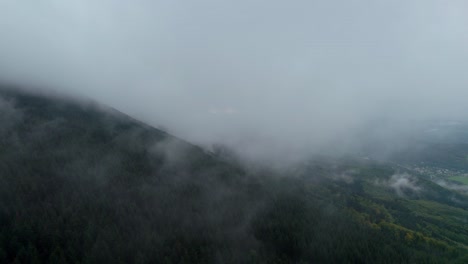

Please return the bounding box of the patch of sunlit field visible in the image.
[449,176,468,185]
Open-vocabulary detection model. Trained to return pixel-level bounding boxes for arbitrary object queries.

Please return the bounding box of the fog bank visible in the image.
[1,0,468,161]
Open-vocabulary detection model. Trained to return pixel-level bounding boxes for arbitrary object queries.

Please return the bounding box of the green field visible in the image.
[449,176,468,185]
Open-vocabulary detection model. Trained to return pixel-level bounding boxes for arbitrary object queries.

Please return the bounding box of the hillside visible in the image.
[0,86,467,263]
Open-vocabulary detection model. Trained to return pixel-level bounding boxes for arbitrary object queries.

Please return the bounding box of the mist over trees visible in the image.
[2,1,468,160]
[0,1,468,263]
[0,87,466,263]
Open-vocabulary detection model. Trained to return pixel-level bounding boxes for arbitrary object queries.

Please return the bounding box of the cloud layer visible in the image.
[1,0,468,160]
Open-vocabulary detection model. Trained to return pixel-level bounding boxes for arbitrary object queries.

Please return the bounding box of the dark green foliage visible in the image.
[0,86,466,263]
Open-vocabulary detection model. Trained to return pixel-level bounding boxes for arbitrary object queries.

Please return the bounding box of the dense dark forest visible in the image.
[0,87,467,263]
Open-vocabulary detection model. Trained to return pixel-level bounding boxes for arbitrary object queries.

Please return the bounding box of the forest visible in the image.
[0,87,467,263]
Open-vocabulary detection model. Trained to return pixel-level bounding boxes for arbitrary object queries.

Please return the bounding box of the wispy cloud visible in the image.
[375,173,421,197]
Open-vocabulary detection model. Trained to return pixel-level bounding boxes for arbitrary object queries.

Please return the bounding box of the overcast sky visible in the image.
[1,0,468,160]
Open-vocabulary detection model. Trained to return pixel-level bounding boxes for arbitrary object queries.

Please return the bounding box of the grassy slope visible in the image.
[295,160,468,259]
[449,176,468,185]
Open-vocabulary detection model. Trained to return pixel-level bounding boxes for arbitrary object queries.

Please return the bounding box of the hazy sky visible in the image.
[1,0,468,159]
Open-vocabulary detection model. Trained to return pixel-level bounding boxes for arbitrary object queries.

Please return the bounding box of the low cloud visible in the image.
[1,1,468,161]
[376,173,421,197]
[0,95,22,137]
[389,174,421,196]
[435,179,468,194]
[331,169,357,184]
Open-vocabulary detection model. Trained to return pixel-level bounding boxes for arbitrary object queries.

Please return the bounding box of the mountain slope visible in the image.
[0,86,467,263]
